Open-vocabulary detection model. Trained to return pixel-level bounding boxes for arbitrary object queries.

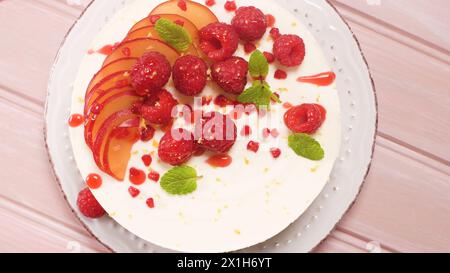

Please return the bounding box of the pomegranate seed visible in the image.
[148,171,160,182]
[270,148,281,158]
[141,154,152,167]
[283,102,293,109]
[271,128,280,138]
[128,186,140,198]
[177,0,187,11]
[262,128,271,138]
[121,47,131,57]
[146,198,155,208]
[205,0,216,7]
[140,126,155,142]
[224,1,237,12]
[266,14,276,27]
[86,173,102,189]
[149,15,161,24]
[274,69,287,80]
[247,141,259,153]
[241,125,252,136]
[129,167,146,185]
[174,19,185,26]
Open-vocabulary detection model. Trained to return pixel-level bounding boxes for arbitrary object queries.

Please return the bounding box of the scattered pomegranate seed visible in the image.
[148,170,160,182]
[224,1,237,12]
[129,167,146,185]
[86,173,102,189]
[205,0,216,6]
[270,148,281,158]
[263,51,275,63]
[174,19,185,26]
[128,186,140,198]
[271,128,280,138]
[146,198,155,208]
[266,14,276,27]
[149,15,161,24]
[274,69,287,80]
[241,125,252,136]
[121,47,131,57]
[177,0,187,11]
[270,28,281,40]
[244,42,256,54]
[247,141,260,153]
[262,128,271,138]
[141,154,152,167]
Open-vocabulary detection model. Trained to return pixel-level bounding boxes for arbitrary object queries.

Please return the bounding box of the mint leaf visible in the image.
[288,133,325,161]
[249,50,269,78]
[155,18,192,52]
[238,81,281,107]
[160,166,198,195]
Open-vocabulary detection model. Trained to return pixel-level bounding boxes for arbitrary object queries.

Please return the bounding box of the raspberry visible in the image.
[231,6,267,42]
[173,55,208,96]
[158,128,195,166]
[247,141,259,153]
[77,188,105,218]
[199,23,239,62]
[130,51,172,96]
[263,51,275,63]
[284,104,325,134]
[211,57,248,95]
[195,112,237,153]
[273,34,305,67]
[140,89,178,125]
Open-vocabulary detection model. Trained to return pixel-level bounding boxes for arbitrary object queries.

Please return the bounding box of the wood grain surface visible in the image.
[0,0,449,253]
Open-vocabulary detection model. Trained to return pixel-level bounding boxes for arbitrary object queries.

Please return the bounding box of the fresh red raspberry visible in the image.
[140,89,178,125]
[263,51,275,63]
[284,104,326,134]
[199,23,239,62]
[195,112,237,153]
[231,6,267,42]
[273,34,306,67]
[158,128,195,166]
[247,141,259,153]
[173,55,208,96]
[77,188,105,218]
[211,57,248,95]
[130,51,172,96]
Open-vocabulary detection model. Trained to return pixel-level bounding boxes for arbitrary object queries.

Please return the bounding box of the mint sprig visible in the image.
[237,50,281,108]
[155,18,192,53]
[160,166,199,195]
[249,50,269,78]
[288,133,325,161]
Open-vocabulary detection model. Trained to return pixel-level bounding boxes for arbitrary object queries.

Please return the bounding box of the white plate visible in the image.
[45,0,377,253]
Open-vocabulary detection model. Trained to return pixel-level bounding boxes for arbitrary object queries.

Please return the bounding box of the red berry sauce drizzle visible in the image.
[297,72,336,86]
[68,114,84,127]
[206,154,233,168]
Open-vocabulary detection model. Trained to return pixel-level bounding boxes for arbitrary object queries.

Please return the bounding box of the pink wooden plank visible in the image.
[332,0,450,51]
[339,137,450,252]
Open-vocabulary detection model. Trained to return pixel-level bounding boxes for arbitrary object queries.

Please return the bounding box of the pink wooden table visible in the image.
[0,0,449,253]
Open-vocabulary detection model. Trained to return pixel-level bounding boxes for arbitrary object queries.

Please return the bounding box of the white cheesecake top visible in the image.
[69,0,341,252]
